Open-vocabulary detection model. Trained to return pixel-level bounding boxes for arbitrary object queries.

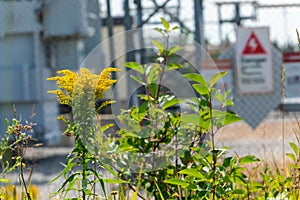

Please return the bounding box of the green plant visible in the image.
[45,18,300,200]
[109,18,244,200]
[284,128,300,199]
[0,105,36,200]
[47,67,122,199]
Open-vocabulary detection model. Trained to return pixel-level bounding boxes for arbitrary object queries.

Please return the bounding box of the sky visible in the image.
[211,0,300,46]
[99,0,300,47]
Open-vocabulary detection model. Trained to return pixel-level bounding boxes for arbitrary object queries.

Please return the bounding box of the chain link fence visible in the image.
[217,111,300,165]
[204,0,300,47]
[1,0,300,197]
[198,0,300,164]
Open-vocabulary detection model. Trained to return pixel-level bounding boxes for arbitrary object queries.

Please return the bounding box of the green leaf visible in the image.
[130,107,146,122]
[152,39,165,53]
[184,73,208,87]
[209,71,227,88]
[149,107,166,118]
[0,178,10,183]
[102,178,128,184]
[193,84,209,96]
[49,160,76,183]
[122,131,141,138]
[130,75,146,85]
[223,157,234,168]
[57,173,80,192]
[160,17,169,30]
[198,117,210,130]
[168,46,182,56]
[153,28,166,37]
[289,163,300,169]
[239,155,260,165]
[165,63,182,72]
[162,98,179,110]
[181,114,199,127]
[154,180,165,200]
[223,114,242,126]
[87,168,107,198]
[250,182,264,189]
[164,179,189,188]
[125,62,144,74]
[172,26,179,31]
[101,163,119,178]
[187,184,198,191]
[286,153,296,162]
[232,189,244,195]
[101,123,114,133]
[146,64,161,83]
[150,83,159,97]
[179,168,204,179]
[290,142,299,156]
[139,101,148,113]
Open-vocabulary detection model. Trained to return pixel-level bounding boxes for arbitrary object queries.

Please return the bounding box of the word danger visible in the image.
[240,56,267,84]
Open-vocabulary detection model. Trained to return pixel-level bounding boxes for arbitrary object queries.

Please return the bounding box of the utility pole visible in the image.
[124,0,135,63]
[194,0,205,70]
[135,0,145,64]
[194,0,205,47]
[106,0,116,80]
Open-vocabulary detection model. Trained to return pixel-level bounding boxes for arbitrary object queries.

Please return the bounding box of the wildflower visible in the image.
[16,161,26,168]
[47,67,120,106]
[65,131,74,137]
[111,191,118,195]
[13,123,23,135]
[29,184,39,199]
[23,125,32,131]
[172,193,179,198]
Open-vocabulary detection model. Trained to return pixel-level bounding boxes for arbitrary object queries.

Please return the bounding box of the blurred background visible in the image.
[0,0,300,163]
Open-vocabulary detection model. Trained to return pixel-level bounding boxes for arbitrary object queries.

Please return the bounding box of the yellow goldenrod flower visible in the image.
[29,184,39,200]
[172,192,180,198]
[47,67,120,106]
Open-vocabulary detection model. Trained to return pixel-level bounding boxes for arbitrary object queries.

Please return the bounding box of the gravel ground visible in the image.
[217,111,300,165]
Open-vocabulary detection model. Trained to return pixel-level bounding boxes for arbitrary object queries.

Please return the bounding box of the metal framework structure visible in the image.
[121,0,204,64]
[216,1,300,44]
[103,0,205,107]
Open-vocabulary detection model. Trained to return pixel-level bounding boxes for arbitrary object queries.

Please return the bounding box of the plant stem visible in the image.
[15,132,31,200]
[20,159,32,200]
[209,91,217,200]
[93,162,96,200]
[155,32,169,101]
[281,64,286,169]
[82,149,87,200]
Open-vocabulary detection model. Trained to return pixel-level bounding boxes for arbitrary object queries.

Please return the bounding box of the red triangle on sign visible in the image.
[242,32,266,55]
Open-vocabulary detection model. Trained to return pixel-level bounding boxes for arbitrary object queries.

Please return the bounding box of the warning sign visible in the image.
[283,52,300,98]
[236,27,273,94]
[242,32,266,55]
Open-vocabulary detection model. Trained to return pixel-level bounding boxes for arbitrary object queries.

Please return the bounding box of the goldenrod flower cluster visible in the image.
[47,67,120,106]
[0,184,39,200]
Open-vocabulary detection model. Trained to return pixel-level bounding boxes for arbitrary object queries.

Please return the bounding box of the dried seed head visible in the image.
[13,127,21,135]
[23,125,32,131]
[16,124,23,131]
[111,191,118,196]
[66,131,74,137]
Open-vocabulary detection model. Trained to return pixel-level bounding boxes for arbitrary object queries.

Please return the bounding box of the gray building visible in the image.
[0,0,102,145]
